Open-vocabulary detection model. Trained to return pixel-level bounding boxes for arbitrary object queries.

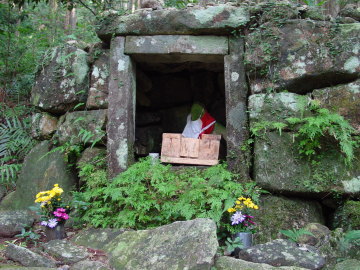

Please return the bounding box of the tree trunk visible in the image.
[65,6,77,34]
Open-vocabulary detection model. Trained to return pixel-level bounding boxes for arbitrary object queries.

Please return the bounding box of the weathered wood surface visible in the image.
[161,133,220,165]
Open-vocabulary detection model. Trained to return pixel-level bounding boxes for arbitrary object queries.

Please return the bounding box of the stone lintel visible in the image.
[107,37,136,178]
[125,35,228,55]
[97,5,249,42]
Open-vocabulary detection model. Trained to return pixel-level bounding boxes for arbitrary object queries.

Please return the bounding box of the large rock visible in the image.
[334,259,360,270]
[42,240,89,264]
[215,256,308,270]
[56,110,107,145]
[86,51,109,109]
[254,195,324,244]
[31,45,89,114]
[312,79,360,132]
[31,113,58,140]
[5,243,56,268]
[297,223,331,247]
[238,239,326,270]
[0,210,34,237]
[72,228,128,250]
[246,20,360,94]
[71,260,110,270]
[249,92,310,126]
[333,200,360,230]
[97,5,249,41]
[0,141,77,210]
[253,131,360,197]
[103,218,218,270]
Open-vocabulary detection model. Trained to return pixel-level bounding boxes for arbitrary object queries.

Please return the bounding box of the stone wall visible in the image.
[13,0,360,239]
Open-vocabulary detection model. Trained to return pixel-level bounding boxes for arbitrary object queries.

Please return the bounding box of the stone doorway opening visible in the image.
[108,36,247,177]
[134,57,226,160]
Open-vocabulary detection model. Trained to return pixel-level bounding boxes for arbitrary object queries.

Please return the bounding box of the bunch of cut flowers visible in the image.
[34,184,69,228]
[226,196,259,234]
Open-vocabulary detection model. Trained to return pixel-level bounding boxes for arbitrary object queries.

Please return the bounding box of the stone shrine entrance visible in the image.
[107,35,248,177]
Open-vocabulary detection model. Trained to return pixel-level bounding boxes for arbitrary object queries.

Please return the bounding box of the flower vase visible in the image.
[233,232,253,249]
[45,223,66,241]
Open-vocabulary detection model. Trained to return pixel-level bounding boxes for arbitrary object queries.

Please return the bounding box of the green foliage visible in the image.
[76,158,262,230]
[165,0,197,8]
[250,102,358,165]
[298,0,327,6]
[0,114,35,184]
[15,227,40,246]
[224,236,244,254]
[280,228,315,243]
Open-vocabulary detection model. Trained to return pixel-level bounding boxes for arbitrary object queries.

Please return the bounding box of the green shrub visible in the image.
[76,158,262,230]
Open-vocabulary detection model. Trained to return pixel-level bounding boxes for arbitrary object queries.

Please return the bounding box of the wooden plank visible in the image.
[198,139,220,160]
[161,133,181,157]
[161,156,219,166]
[180,138,199,158]
[201,134,221,141]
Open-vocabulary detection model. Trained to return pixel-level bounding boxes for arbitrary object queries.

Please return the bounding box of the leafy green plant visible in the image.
[76,158,263,230]
[280,228,315,243]
[0,116,35,184]
[225,236,244,254]
[165,0,197,8]
[15,227,40,246]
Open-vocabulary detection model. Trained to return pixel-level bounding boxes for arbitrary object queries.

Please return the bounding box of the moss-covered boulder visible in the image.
[72,228,129,251]
[31,112,58,140]
[253,132,360,197]
[254,195,324,244]
[0,211,34,237]
[215,256,308,270]
[246,20,360,94]
[0,141,77,210]
[31,44,89,114]
[103,218,218,270]
[333,200,360,230]
[312,79,360,132]
[86,50,109,109]
[56,110,107,145]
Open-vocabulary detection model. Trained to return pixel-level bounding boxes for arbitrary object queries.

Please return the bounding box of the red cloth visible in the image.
[199,111,216,138]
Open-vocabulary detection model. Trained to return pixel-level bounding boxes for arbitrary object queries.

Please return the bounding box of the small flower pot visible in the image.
[45,223,66,241]
[233,232,253,249]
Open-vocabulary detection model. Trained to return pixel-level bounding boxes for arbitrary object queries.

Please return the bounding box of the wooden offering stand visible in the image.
[160,133,221,166]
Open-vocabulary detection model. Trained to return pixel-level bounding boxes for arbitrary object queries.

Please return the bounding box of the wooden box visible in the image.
[161,133,221,165]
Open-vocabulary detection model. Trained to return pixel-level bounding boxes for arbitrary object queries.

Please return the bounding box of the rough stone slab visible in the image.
[224,36,249,178]
[254,195,324,244]
[31,45,89,114]
[107,37,136,177]
[0,210,34,237]
[312,79,360,133]
[97,5,249,41]
[72,228,129,250]
[5,243,56,268]
[125,35,228,55]
[71,260,110,270]
[254,132,360,197]
[246,20,360,94]
[43,240,89,264]
[238,239,326,269]
[31,113,58,140]
[104,218,218,270]
[249,92,311,126]
[215,256,308,270]
[334,259,360,270]
[86,51,110,109]
[0,141,77,210]
[56,110,107,145]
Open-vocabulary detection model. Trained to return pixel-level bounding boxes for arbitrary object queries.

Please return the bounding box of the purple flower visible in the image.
[231,211,246,225]
[47,219,58,228]
[40,221,48,226]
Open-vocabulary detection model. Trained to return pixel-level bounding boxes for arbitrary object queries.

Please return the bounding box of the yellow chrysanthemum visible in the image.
[227,208,236,213]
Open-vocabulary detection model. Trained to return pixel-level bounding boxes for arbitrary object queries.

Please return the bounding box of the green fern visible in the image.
[280,228,315,243]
